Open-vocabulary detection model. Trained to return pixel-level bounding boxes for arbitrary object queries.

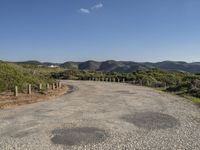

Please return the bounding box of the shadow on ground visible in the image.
[51,127,108,146]
[122,112,180,130]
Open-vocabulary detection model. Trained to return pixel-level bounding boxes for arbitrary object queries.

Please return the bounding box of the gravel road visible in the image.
[0,80,200,150]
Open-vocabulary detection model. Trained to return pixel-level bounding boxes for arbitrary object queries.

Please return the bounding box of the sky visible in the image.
[0,0,200,63]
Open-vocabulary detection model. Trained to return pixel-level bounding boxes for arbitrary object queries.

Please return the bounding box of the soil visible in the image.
[0,86,69,109]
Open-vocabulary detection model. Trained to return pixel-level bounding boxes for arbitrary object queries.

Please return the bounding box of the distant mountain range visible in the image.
[13,60,200,73]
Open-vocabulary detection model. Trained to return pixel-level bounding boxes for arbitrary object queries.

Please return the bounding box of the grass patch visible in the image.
[153,87,200,106]
[183,95,200,105]
[0,61,56,92]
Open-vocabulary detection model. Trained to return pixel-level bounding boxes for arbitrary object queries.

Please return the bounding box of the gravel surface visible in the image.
[0,80,200,150]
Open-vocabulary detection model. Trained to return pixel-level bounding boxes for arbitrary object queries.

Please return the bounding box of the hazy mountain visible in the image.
[15,60,43,65]
[153,61,200,73]
[60,62,79,69]
[14,60,59,66]
[12,60,200,73]
[99,60,124,72]
[78,61,101,70]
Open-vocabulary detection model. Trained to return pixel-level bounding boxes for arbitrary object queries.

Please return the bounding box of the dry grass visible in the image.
[0,85,68,109]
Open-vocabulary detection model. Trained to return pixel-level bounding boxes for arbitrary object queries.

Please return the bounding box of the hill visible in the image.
[78,60,101,70]
[12,60,200,73]
[64,60,200,73]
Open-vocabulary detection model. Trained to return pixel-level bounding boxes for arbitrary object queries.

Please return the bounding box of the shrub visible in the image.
[0,62,55,92]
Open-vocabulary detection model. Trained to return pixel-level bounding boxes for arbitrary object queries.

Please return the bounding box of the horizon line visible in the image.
[1,59,200,64]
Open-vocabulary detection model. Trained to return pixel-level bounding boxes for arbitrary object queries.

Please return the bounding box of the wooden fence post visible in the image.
[132,80,135,84]
[28,84,31,94]
[52,83,55,90]
[118,78,120,82]
[14,86,18,97]
[56,82,59,89]
[39,83,42,90]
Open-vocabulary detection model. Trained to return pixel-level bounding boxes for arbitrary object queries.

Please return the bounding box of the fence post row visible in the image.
[12,82,57,96]
[87,77,132,83]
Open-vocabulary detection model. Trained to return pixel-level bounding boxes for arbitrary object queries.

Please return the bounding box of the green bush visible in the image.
[0,62,55,92]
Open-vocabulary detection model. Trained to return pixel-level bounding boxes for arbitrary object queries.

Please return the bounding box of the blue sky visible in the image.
[0,0,200,62]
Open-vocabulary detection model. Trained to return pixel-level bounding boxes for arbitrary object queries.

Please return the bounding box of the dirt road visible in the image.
[0,80,200,150]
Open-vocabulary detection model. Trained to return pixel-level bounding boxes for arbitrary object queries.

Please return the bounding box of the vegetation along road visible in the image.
[0,80,200,150]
